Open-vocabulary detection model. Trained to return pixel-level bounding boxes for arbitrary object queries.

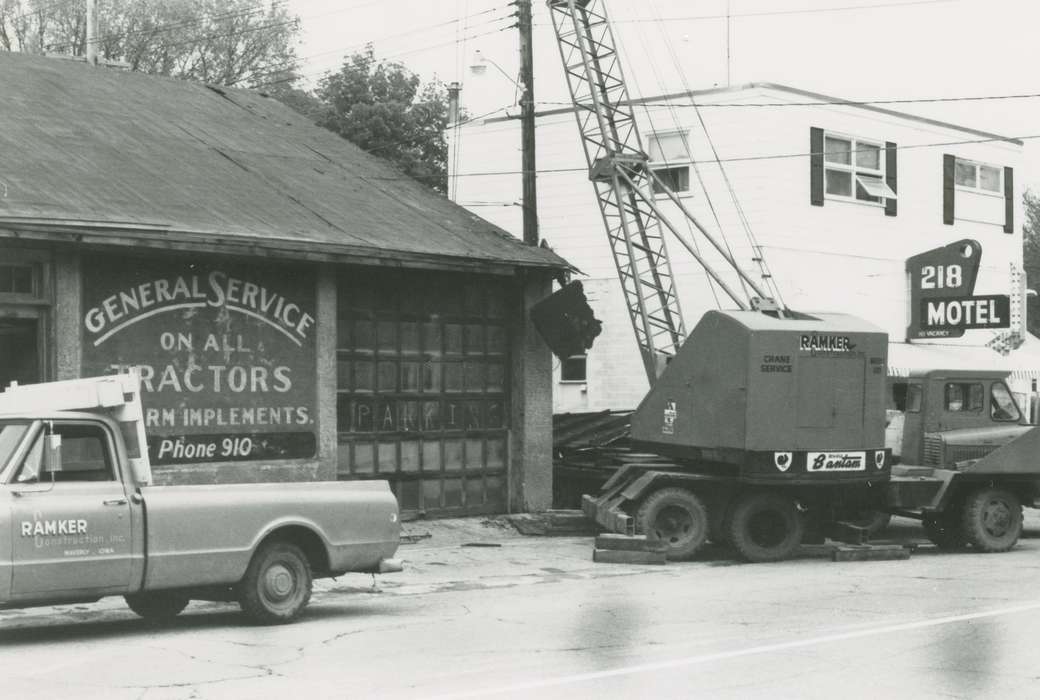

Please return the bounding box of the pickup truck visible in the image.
[0,372,401,624]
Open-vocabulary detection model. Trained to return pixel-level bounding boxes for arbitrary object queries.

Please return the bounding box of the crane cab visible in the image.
[630,310,889,484]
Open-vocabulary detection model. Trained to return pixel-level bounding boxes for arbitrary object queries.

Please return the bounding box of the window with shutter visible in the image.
[820,131,896,206]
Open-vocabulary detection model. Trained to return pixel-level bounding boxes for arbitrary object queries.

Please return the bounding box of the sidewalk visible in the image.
[323,514,631,599]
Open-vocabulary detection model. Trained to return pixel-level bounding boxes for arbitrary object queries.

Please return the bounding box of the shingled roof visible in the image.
[0,52,566,272]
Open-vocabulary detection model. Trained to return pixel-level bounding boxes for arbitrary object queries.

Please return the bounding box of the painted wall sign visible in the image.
[905,239,1008,338]
[81,258,318,465]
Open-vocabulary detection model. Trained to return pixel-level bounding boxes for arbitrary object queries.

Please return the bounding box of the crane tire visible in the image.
[961,487,1022,553]
[239,541,313,624]
[125,591,189,622]
[634,487,709,560]
[727,492,805,563]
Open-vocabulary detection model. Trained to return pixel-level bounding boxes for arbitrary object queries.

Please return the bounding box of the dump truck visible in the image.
[0,372,402,624]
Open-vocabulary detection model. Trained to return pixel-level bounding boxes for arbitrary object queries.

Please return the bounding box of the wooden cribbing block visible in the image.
[594,534,666,552]
[593,548,667,565]
[832,544,911,562]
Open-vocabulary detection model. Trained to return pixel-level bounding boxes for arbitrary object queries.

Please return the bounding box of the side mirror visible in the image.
[42,433,62,474]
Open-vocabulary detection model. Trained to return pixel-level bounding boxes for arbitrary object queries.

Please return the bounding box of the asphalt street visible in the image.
[2,515,1040,699]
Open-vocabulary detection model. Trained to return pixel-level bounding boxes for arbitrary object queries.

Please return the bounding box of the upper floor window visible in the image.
[823,133,895,204]
[0,264,36,296]
[942,154,1012,231]
[954,158,1002,195]
[647,131,690,195]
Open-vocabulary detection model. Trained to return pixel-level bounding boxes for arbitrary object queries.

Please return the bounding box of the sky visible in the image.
[285,0,1040,190]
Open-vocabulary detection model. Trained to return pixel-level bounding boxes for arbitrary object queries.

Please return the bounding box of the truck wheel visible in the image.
[239,541,313,624]
[634,487,709,560]
[922,513,966,550]
[124,591,189,621]
[961,487,1022,553]
[727,492,805,563]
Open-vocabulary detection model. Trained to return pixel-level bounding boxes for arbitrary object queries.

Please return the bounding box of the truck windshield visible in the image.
[0,420,32,475]
[990,382,1022,422]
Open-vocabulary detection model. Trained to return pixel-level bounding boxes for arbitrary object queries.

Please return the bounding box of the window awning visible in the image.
[856,174,897,199]
[888,339,1040,380]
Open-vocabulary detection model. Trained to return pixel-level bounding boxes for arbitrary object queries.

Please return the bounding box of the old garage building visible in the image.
[0,52,567,517]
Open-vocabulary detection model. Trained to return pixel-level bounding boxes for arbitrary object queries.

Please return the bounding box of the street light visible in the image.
[467,34,539,248]
[468,50,524,99]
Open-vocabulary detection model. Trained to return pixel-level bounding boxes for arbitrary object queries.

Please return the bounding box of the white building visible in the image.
[448,83,1039,412]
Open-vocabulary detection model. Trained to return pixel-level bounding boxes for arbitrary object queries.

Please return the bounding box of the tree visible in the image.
[0,0,301,86]
[317,49,452,193]
[1023,190,1040,336]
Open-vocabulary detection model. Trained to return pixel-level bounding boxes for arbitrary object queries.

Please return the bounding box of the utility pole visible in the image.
[725,0,731,86]
[86,0,98,66]
[517,0,538,246]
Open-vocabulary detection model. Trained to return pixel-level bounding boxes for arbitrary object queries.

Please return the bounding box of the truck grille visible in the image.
[922,434,999,468]
[922,434,943,467]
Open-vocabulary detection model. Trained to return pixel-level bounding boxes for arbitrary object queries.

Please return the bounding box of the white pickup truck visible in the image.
[0,372,401,624]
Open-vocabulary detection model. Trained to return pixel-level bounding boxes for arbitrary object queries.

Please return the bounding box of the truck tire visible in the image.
[961,487,1022,553]
[238,541,313,624]
[125,591,189,621]
[634,487,709,560]
[922,513,966,550]
[727,492,805,563]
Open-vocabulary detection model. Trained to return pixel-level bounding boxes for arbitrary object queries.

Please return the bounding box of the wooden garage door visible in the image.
[336,268,510,516]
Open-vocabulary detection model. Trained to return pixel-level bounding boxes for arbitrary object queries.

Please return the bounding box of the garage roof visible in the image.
[0,52,567,273]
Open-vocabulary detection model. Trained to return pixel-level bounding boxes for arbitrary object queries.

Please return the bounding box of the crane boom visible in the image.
[547,0,779,384]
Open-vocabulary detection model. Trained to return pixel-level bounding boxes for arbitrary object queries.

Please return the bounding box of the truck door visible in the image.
[8,422,134,598]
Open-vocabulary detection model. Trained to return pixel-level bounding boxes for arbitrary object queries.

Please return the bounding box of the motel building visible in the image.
[449,82,1040,418]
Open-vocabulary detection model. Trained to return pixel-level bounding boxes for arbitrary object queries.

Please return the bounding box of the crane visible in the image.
[546,0,781,383]
[545,0,896,565]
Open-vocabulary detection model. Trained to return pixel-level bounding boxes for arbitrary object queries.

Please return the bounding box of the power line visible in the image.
[412,131,1040,184]
[47,1,286,53]
[532,0,958,27]
[251,24,514,90]
[237,7,511,87]
[535,93,1040,109]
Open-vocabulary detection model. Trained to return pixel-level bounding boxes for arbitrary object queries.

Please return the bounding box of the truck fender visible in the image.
[246,517,334,576]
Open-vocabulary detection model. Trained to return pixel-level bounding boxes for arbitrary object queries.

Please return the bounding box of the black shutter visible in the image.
[810,127,824,206]
[884,141,897,217]
[1004,166,1014,234]
[942,154,956,225]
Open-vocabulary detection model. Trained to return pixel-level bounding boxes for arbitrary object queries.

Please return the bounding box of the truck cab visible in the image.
[885,370,1028,467]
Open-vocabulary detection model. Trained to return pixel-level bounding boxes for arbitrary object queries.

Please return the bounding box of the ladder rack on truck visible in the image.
[0,370,152,485]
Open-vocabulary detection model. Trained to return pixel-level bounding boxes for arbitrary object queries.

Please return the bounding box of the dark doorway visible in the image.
[0,319,39,388]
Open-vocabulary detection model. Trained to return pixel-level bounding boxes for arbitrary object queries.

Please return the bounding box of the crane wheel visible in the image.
[961,487,1022,553]
[634,487,709,560]
[726,492,805,563]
